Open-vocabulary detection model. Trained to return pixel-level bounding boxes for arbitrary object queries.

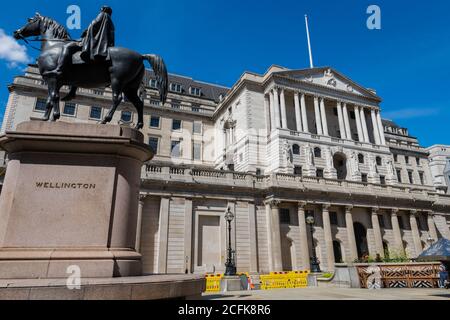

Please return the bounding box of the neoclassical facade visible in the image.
[1,64,450,275]
[427,145,450,194]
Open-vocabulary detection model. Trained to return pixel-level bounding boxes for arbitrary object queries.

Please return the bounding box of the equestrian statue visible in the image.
[13,6,168,130]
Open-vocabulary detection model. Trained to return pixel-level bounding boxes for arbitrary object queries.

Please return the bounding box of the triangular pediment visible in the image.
[275,67,380,100]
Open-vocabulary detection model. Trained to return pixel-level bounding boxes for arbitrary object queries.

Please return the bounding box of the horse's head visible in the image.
[14,12,42,40]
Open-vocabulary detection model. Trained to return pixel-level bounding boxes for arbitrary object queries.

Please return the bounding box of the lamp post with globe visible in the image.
[224,207,237,276]
[306,214,321,273]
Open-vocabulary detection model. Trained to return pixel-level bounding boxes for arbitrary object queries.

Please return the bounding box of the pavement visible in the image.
[203,287,450,300]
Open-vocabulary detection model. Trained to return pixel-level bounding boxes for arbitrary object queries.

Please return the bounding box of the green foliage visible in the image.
[353,249,411,264]
[321,273,334,279]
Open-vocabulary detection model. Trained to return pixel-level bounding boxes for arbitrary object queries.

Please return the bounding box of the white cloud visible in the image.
[0,28,31,68]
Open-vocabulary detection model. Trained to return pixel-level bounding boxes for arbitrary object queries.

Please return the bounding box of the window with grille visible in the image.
[63,103,76,116]
[193,143,202,160]
[121,111,132,123]
[35,98,47,112]
[150,116,160,128]
[330,212,338,225]
[172,119,182,131]
[171,140,181,158]
[193,121,202,134]
[149,137,159,154]
[89,106,102,120]
[279,209,291,225]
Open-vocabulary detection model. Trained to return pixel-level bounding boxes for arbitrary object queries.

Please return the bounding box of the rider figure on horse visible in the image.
[49,5,115,77]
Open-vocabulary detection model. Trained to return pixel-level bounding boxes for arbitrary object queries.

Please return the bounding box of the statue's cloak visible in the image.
[80,12,115,62]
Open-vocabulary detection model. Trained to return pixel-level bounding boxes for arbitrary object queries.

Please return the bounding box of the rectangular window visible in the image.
[330,212,338,226]
[378,214,385,228]
[350,111,356,119]
[405,156,409,164]
[361,174,368,183]
[279,209,291,225]
[170,83,182,93]
[172,119,182,131]
[35,98,47,112]
[190,87,201,96]
[419,172,425,185]
[396,169,402,183]
[63,103,76,116]
[316,169,324,178]
[294,166,302,176]
[171,102,181,109]
[394,154,398,162]
[149,137,159,154]
[416,157,420,166]
[121,111,132,123]
[193,142,202,161]
[149,79,157,88]
[256,168,262,176]
[380,175,386,185]
[408,171,414,184]
[171,140,181,158]
[89,106,102,120]
[150,116,160,128]
[193,121,202,134]
[398,215,404,229]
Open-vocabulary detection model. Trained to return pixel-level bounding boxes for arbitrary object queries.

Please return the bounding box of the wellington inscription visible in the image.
[36,182,96,190]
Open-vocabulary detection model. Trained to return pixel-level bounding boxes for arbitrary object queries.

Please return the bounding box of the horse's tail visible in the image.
[142,54,168,105]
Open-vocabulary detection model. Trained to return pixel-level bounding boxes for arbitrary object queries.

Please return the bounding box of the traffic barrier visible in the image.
[205,274,223,292]
[261,270,309,290]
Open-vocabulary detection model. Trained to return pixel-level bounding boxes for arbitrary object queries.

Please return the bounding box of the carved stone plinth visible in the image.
[0,121,153,279]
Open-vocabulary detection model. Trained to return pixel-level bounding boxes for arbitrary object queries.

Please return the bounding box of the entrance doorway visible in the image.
[354,222,369,259]
[198,216,221,271]
[333,153,347,180]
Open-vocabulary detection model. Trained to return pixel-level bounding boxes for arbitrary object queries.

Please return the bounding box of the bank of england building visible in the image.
[1,64,449,275]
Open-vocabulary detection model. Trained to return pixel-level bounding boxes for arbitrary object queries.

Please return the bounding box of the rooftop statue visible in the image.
[13,7,168,130]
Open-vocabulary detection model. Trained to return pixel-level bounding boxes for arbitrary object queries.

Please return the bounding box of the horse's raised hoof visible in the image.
[135,123,143,130]
[52,113,61,122]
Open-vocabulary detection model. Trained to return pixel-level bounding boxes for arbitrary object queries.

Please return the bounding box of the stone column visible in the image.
[135,196,146,253]
[294,92,303,132]
[300,93,309,133]
[427,212,438,241]
[273,88,281,129]
[264,95,272,133]
[376,110,386,145]
[269,91,275,131]
[320,98,329,136]
[409,210,423,257]
[354,106,364,142]
[343,103,352,141]
[248,202,258,273]
[345,206,358,261]
[336,101,346,140]
[370,109,381,145]
[322,204,335,270]
[266,200,283,271]
[359,107,370,143]
[297,202,310,270]
[158,196,171,273]
[371,208,384,257]
[280,89,288,129]
[391,209,404,254]
[184,198,193,273]
[314,96,323,135]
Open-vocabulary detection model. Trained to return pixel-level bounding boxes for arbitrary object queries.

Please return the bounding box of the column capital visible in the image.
[371,207,380,215]
[322,203,332,211]
[265,199,281,208]
[345,205,354,212]
[297,201,308,209]
[391,208,399,215]
[139,194,148,202]
[410,209,419,216]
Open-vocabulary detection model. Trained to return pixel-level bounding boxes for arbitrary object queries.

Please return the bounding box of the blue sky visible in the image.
[0,0,449,146]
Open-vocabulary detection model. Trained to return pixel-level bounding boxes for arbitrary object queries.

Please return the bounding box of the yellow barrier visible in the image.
[205,274,223,292]
[261,271,309,290]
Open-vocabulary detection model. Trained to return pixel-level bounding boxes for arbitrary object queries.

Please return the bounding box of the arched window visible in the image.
[376,156,382,166]
[358,153,365,164]
[292,144,300,155]
[314,147,322,158]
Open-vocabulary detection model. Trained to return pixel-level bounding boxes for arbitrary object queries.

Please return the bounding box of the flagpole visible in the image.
[305,15,314,69]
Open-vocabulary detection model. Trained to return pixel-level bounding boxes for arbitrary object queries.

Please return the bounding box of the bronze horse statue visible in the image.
[13,13,168,130]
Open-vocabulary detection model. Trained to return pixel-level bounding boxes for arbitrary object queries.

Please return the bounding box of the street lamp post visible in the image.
[306,214,321,273]
[224,207,237,276]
